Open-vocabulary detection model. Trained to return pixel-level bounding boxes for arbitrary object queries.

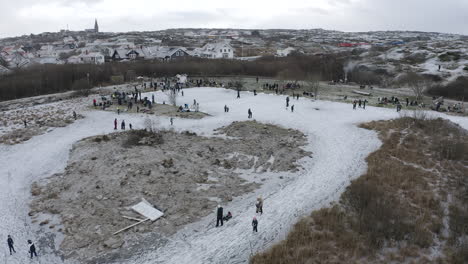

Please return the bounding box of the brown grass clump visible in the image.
[251,116,468,264]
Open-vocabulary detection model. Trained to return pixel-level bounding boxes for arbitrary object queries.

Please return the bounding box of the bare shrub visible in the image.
[122,129,164,148]
[144,118,160,133]
[165,89,177,106]
[305,73,321,99]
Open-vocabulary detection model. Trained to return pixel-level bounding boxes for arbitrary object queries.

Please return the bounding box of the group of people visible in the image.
[352,99,368,110]
[6,235,38,259]
[216,196,263,233]
[114,118,132,130]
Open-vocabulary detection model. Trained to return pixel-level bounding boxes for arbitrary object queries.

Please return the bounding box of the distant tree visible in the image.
[305,73,321,99]
[405,72,428,101]
[165,89,177,106]
[229,76,245,91]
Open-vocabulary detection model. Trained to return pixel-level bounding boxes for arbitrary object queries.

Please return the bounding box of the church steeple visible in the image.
[94,19,99,33]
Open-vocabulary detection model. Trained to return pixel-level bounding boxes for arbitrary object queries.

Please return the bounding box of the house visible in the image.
[78,51,105,64]
[155,47,189,61]
[111,48,144,61]
[7,52,30,68]
[0,65,11,75]
[276,47,296,57]
[193,41,234,59]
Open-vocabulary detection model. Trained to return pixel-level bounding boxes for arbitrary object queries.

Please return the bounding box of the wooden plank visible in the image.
[113,218,149,235]
[122,215,145,222]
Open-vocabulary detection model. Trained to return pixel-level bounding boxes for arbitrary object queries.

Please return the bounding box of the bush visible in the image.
[427,76,468,100]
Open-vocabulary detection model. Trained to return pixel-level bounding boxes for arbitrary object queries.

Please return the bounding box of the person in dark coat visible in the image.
[121,120,125,130]
[286,97,290,107]
[291,105,294,112]
[114,118,117,130]
[353,101,357,110]
[223,211,232,222]
[252,217,258,232]
[216,205,224,227]
[28,240,37,259]
[248,109,252,119]
[256,196,263,214]
[7,235,15,255]
[237,89,240,99]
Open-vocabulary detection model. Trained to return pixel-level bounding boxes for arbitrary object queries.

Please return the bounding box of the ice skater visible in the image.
[121,120,126,130]
[237,89,240,99]
[114,118,117,130]
[286,96,290,107]
[7,235,15,255]
[28,240,37,259]
[248,108,253,119]
[170,117,174,126]
[216,205,224,227]
[353,101,357,110]
[291,105,294,112]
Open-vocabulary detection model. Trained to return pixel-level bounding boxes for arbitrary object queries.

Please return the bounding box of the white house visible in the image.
[193,41,234,59]
[276,47,296,57]
[78,51,105,64]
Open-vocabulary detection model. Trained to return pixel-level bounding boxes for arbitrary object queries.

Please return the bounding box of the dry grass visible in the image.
[251,116,468,264]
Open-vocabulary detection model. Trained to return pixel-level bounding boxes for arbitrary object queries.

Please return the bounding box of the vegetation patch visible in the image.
[251,116,468,264]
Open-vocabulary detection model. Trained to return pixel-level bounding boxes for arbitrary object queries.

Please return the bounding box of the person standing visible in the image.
[256,197,263,214]
[114,118,117,130]
[28,240,37,259]
[353,101,357,110]
[291,105,295,112]
[252,217,258,232]
[216,205,224,227]
[248,108,252,119]
[73,111,77,120]
[7,235,15,255]
[237,89,240,99]
[121,120,125,130]
[224,105,228,113]
[363,100,367,109]
[129,123,132,130]
[170,117,174,126]
[286,96,290,107]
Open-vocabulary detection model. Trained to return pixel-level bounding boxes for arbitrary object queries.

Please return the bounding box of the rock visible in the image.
[103,237,124,249]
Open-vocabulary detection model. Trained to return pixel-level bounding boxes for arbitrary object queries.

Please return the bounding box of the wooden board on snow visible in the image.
[131,198,164,221]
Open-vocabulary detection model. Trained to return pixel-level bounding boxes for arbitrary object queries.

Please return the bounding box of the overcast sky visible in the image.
[1,0,467,38]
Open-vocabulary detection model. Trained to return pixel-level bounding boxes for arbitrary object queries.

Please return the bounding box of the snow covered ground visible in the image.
[1,88,467,264]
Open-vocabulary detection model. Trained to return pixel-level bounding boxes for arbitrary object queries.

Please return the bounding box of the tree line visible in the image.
[0,54,346,101]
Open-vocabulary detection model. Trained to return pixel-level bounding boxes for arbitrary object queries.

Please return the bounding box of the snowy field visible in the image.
[1,88,467,264]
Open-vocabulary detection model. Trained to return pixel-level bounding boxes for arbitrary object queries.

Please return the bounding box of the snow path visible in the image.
[0,88,467,264]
